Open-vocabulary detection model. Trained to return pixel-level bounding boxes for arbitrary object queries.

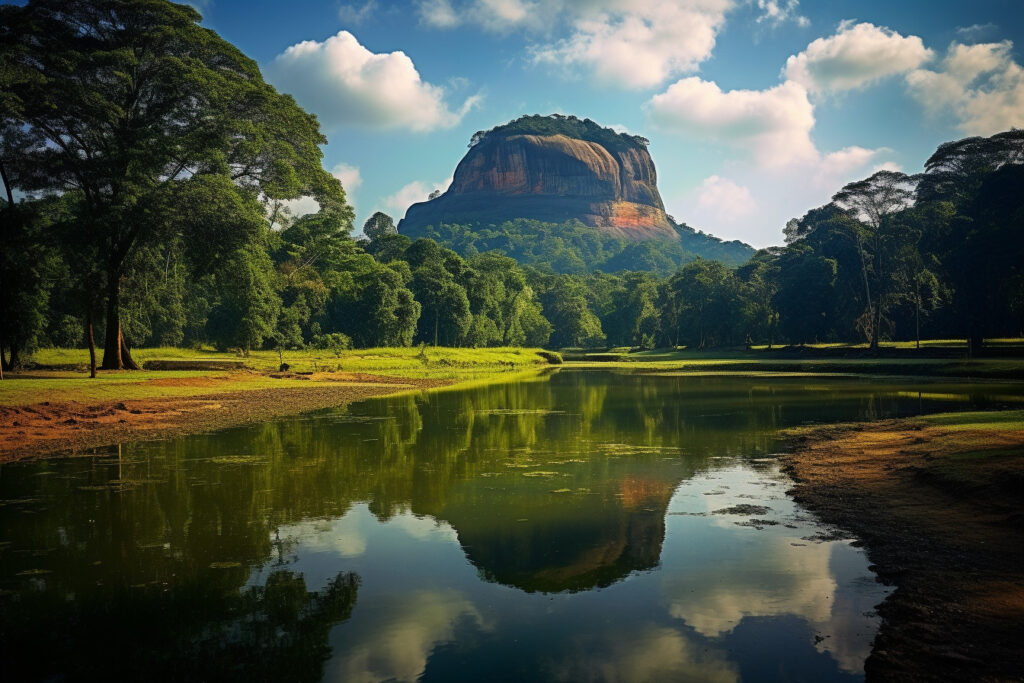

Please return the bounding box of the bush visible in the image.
[310,332,353,356]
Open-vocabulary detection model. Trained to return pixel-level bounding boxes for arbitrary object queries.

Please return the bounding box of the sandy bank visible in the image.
[781,414,1024,682]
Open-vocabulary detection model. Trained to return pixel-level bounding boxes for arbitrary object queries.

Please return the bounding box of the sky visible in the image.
[20,1,1024,247]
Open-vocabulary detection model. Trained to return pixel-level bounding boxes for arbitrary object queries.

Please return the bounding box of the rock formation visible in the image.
[398,116,678,241]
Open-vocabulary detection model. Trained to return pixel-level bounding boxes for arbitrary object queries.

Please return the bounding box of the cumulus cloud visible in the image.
[384,176,453,217]
[648,74,893,244]
[331,162,363,193]
[648,77,817,166]
[755,0,808,28]
[532,1,734,89]
[907,41,1024,136]
[267,31,480,132]
[784,21,933,93]
[695,176,757,222]
[419,1,735,89]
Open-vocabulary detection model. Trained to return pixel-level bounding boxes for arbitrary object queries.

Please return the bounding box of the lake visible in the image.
[2,370,1022,682]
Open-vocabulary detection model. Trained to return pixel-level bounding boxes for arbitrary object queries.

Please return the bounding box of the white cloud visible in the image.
[418,0,462,28]
[328,589,487,683]
[665,147,890,247]
[384,176,453,217]
[695,176,757,222]
[756,0,808,28]
[784,21,933,93]
[331,162,363,193]
[532,1,735,89]
[648,77,817,166]
[956,23,998,42]
[907,41,1024,135]
[338,0,377,25]
[267,31,481,132]
[419,1,735,89]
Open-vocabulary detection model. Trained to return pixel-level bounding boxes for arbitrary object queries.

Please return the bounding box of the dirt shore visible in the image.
[0,372,452,461]
[781,418,1024,682]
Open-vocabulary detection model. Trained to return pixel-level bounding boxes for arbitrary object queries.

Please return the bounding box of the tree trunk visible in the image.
[871,303,882,352]
[855,238,875,348]
[87,313,97,379]
[968,330,984,357]
[101,275,140,370]
[915,296,921,351]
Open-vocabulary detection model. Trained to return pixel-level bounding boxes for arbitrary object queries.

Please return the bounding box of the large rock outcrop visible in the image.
[398,117,677,241]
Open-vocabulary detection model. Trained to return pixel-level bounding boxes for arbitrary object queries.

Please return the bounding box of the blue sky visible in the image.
[32,1,1024,246]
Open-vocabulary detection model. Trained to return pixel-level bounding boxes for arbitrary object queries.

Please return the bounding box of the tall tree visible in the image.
[832,170,916,350]
[363,212,397,242]
[1,0,349,368]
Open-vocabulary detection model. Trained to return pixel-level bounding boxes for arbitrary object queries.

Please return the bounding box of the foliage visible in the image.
[0,0,349,368]
[468,114,649,152]
[363,211,397,241]
[416,218,752,275]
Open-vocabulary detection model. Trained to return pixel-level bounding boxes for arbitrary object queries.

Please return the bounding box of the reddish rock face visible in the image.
[399,133,677,241]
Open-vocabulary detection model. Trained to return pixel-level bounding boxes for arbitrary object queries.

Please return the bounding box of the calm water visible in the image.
[2,370,1023,682]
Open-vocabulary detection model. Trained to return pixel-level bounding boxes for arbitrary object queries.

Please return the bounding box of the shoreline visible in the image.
[0,372,459,462]
[779,413,1024,682]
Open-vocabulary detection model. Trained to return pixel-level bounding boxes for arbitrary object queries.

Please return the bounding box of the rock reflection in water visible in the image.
[2,370,1010,681]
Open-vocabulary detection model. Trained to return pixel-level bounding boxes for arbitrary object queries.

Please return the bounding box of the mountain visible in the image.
[398,115,754,269]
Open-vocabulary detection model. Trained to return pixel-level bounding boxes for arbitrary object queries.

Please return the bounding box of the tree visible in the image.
[363,212,397,242]
[832,170,916,350]
[737,249,781,348]
[774,244,837,346]
[540,278,605,348]
[658,260,744,349]
[1,0,349,368]
[603,272,660,349]
[325,257,420,347]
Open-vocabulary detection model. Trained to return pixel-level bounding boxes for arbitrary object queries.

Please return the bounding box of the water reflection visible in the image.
[1,370,1020,681]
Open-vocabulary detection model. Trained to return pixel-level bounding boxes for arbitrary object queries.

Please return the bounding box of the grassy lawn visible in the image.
[563,346,1024,378]
[0,347,555,408]
[29,345,552,374]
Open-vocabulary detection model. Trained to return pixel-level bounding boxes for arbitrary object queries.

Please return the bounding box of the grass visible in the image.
[750,338,1024,350]
[565,347,1024,379]
[919,409,1024,431]
[0,346,556,408]
[29,345,551,375]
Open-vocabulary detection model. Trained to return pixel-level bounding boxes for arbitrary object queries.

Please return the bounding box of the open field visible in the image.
[0,347,555,461]
[781,410,1024,682]
[26,345,552,375]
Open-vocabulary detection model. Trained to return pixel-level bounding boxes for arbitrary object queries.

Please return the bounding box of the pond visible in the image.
[2,370,1022,682]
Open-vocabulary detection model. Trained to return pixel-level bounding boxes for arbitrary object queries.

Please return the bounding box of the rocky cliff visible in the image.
[398,116,678,241]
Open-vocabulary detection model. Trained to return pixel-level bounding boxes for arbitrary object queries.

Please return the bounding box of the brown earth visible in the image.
[0,373,451,462]
[781,421,1024,682]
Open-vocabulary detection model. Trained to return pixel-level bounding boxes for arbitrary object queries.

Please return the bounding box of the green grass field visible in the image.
[28,345,553,375]
[0,347,556,407]
[564,348,1024,379]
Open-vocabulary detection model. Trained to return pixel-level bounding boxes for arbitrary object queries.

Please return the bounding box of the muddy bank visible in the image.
[780,418,1024,682]
[0,374,451,461]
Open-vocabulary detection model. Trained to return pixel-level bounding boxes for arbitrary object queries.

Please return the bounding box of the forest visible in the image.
[2,1,1023,372]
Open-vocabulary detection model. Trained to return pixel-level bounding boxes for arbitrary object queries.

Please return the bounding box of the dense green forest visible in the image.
[1,0,1022,371]
[410,217,753,273]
